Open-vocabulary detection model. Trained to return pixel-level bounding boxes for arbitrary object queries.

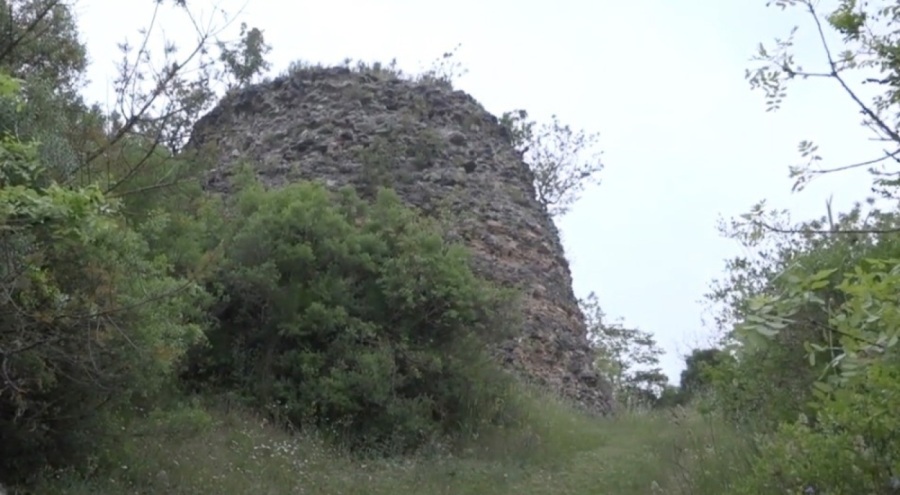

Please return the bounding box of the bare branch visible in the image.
[752,219,900,235]
[811,148,900,175]
[805,1,900,145]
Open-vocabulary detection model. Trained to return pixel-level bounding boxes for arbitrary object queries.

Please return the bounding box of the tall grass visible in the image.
[17,392,759,495]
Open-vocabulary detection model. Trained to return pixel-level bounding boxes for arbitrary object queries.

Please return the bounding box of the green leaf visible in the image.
[813,381,833,394]
[811,268,838,281]
[754,326,780,338]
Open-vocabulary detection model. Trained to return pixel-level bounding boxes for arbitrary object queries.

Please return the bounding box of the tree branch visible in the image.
[806,1,900,145]
[753,219,900,235]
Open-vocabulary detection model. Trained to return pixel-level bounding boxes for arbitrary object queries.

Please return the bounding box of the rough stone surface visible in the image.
[188,66,614,414]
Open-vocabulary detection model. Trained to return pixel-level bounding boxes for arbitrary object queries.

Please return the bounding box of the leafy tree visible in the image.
[0,0,87,93]
[0,72,210,482]
[708,1,900,490]
[500,109,604,217]
[703,194,900,425]
[0,0,273,482]
[704,203,900,428]
[581,292,668,407]
[48,0,274,194]
[746,0,900,198]
[678,347,732,399]
[217,22,273,90]
[183,178,522,453]
[707,0,900,423]
[728,249,900,493]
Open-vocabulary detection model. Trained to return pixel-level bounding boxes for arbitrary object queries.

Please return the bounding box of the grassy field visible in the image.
[23,393,756,495]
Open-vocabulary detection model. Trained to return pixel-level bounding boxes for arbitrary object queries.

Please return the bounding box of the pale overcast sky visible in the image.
[76,0,881,382]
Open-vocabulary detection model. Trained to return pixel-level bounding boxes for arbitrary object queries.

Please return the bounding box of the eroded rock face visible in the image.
[188,66,614,414]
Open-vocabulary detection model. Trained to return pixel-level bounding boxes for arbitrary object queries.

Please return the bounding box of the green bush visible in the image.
[726,250,900,493]
[704,341,819,430]
[183,179,522,452]
[0,75,210,482]
[705,204,900,431]
[732,359,900,494]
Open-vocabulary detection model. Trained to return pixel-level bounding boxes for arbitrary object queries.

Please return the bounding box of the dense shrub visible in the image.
[0,73,211,482]
[705,339,820,430]
[732,359,900,494]
[722,243,900,492]
[183,179,522,452]
[703,203,900,430]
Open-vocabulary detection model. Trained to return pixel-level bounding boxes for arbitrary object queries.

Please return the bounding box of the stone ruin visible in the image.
[187,65,614,414]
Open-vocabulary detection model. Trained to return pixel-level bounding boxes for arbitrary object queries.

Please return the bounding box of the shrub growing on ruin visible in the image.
[499,109,603,217]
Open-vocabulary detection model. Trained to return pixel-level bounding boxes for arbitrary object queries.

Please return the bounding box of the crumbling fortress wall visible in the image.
[188,65,614,414]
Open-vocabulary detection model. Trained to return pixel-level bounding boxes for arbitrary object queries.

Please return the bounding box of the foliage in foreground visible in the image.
[695,1,900,493]
[0,72,210,482]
